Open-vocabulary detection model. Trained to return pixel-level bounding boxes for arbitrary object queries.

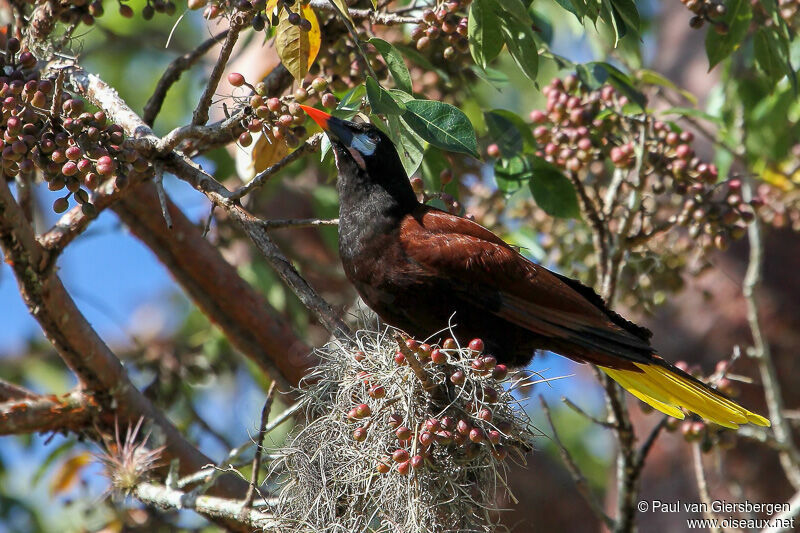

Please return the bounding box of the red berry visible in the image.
[456,419,471,436]
[418,343,432,359]
[354,403,371,418]
[410,455,424,469]
[392,449,410,462]
[424,418,441,432]
[491,364,508,381]
[419,431,434,447]
[478,408,493,422]
[353,427,368,441]
[431,348,447,364]
[468,338,485,353]
[405,339,419,351]
[396,459,411,475]
[442,338,457,350]
[450,370,465,385]
[229,73,246,88]
[396,426,412,441]
[486,143,501,158]
[469,428,485,443]
[369,385,386,399]
[354,350,366,361]
[376,461,390,474]
[488,430,501,444]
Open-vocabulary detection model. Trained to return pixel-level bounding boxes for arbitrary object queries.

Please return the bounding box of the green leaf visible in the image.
[468,0,504,68]
[577,62,646,110]
[395,44,451,82]
[531,11,554,45]
[369,38,413,94]
[636,69,697,105]
[468,65,510,87]
[489,108,536,150]
[366,76,405,115]
[553,0,587,20]
[705,0,753,70]
[498,14,539,82]
[599,0,625,44]
[611,0,640,37]
[402,99,478,157]
[660,106,723,125]
[753,27,795,91]
[334,84,365,119]
[485,111,523,156]
[382,114,426,176]
[494,155,533,194]
[495,0,532,24]
[529,157,581,218]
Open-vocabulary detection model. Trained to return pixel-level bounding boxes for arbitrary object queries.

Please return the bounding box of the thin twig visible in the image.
[144,28,230,126]
[742,179,800,490]
[691,443,721,533]
[257,217,339,230]
[192,14,249,126]
[539,396,615,529]
[762,490,800,533]
[242,382,277,510]
[153,164,173,229]
[561,396,616,429]
[231,133,323,200]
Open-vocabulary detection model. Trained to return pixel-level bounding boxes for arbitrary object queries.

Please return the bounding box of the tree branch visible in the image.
[0,177,247,498]
[134,482,280,529]
[539,396,615,529]
[742,180,800,490]
[144,29,230,126]
[191,14,249,127]
[0,390,97,436]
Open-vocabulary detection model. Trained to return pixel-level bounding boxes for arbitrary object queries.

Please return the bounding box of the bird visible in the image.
[299,104,769,429]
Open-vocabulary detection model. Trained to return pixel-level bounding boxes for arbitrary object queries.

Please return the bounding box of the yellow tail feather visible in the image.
[600,364,771,429]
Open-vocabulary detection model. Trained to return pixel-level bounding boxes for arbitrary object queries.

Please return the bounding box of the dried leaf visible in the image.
[236,130,289,180]
[50,452,91,496]
[275,5,321,80]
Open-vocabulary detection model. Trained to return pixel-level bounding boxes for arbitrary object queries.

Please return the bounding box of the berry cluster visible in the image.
[0,42,148,215]
[410,1,470,61]
[528,75,755,252]
[190,0,311,30]
[677,0,729,33]
[47,0,174,26]
[228,73,336,148]
[314,32,390,92]
[276,329,534,531]
[346,337,515,476]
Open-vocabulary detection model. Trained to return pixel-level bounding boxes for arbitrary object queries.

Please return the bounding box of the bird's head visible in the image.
[299,105,409,183]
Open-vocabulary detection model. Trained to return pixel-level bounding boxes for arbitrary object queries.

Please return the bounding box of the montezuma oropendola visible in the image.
[299,104,769,429]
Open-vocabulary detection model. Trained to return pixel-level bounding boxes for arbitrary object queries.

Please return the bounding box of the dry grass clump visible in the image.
[271,326,538,532]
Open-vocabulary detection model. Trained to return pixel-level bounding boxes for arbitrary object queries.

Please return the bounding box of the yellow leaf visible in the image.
[328,0,354,26]
[50,452,91,496]
[235,130,289,180]
[302,5,321,70]
[265,0,279,13]
[275,5,321,80]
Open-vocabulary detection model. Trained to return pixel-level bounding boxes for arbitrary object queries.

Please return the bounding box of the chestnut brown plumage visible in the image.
[300,104,769,429]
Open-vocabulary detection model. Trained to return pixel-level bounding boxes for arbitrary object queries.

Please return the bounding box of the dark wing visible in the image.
[399,206,654,368]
